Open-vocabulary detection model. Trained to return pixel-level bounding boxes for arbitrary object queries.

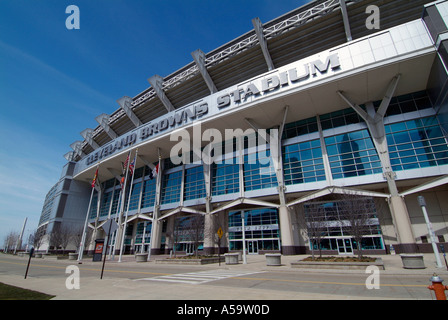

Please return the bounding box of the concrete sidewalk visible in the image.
[1,252,447,300]
[105,252,448,275]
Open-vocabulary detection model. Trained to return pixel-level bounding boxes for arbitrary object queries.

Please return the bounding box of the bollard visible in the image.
[428,273,448,300]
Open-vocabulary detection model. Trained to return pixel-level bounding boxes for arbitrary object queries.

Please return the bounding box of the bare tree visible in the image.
[296,203,328,260]
[185,214,205,258]
[3,231,19,254]
[170,217,182,258]
[67,226,85,253]
[338,193,377,260]
[30,228,45,251]
[50,224,81,254]
[171,215,204,258]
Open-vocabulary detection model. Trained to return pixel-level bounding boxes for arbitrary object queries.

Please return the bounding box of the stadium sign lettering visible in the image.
[85,103,208,166]
[86,133,137,165]
[84,52,341,167]
[140,103,208,140]
[217,53,340,108]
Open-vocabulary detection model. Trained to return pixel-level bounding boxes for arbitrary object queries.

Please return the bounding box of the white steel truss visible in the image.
[130,0,344,108]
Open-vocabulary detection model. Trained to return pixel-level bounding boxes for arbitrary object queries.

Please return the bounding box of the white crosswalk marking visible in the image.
[136,270,263,285]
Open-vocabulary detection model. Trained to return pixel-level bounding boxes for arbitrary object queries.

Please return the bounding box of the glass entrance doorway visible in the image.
[228,208,280,253]
[247,241,258,254]
[337,238,353,255]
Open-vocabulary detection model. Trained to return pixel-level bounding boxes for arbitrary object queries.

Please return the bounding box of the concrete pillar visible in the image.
[279,205,296,255]
[151,153,163,255]
[388,196,418,253]
[150,207,162,255]
[165,216,175,253]
[203,213,215,255]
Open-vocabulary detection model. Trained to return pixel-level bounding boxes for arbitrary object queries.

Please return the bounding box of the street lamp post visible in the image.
[417,196,443,268]
[241,211,247,265]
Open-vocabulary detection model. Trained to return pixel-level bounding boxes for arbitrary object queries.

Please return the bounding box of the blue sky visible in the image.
[0,0,307,248]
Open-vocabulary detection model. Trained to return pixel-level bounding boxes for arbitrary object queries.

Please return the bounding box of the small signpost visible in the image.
[100,219,119,279]
[217,227,223,239]
[418,196,443,268]
[217,227,223,266]
[441,244,448,271]
[24,247,34,279]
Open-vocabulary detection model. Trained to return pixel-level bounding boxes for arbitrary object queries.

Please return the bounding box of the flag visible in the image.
[91,168,98,188]
[129,156,136,176]
[120,151,131,189]
[150,163,159,180]
[120,176,125,190]
[122,151,130,175]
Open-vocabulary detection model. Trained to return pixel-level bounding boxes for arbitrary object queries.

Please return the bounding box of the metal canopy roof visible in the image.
[71,0,434,164]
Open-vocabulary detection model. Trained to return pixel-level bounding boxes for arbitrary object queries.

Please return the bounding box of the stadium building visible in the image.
[38,0,448,256]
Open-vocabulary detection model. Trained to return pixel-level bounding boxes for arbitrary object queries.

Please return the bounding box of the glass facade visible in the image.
[386,116,448,171]
[127,182,141,211]
[99,190,113,217]
[283,116,318,139]
[184,165,206,201]
[134,221,152,253]
[320,108,364,130]
[173,215,204,253]
[89,193,98,219]
[110,191,121,217]
[94,91,446,217]
[325,129,382,179]
[90,90,447,254]
[379,91,433,116]
[303,199,384,252]
[141,178,157,209]
[212,161,239,196]
[283,139,325,185]
[228,208,280,252]
[243,150,277,191]
[161,171,182,204]
[39,183,59,226]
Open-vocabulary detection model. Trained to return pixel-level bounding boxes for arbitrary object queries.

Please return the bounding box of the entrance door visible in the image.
[247,241,258,254]
[186,243,194,255]
[337,238,353,255]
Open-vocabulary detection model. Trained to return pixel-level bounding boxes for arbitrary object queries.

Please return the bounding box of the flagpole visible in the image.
[110,189,121,260]
[110,153,129,260]
[78,164,99,263]
[106,178,117,258]
[119,149,138,262]
[116,151,131,262]
[111,178,124,260]
[148,152,162,261]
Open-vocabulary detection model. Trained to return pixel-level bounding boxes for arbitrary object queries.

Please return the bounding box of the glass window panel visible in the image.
[387,116,448,171]
[282,139,324,186]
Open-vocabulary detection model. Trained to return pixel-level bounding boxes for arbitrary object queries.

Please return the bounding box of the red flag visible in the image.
[91,168,98,188]
[122,151,130,174]
[152,163,159,179]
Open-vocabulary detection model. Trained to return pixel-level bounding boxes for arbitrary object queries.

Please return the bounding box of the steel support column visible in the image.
[337,74,418,253]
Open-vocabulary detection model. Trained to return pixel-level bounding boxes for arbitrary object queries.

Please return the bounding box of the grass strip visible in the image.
[0,282,55,300]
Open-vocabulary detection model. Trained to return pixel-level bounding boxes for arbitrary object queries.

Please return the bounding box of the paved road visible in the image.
[0,253,443,301]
